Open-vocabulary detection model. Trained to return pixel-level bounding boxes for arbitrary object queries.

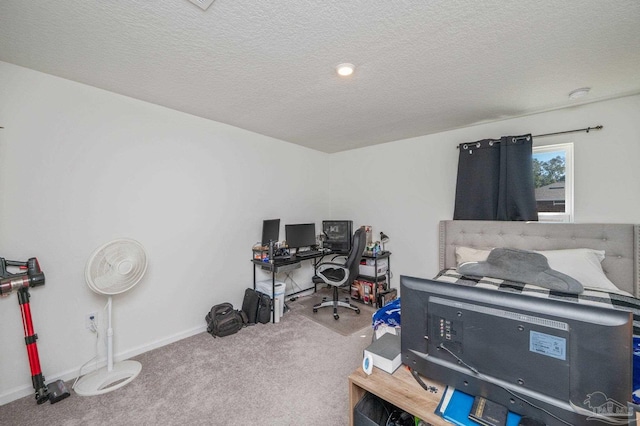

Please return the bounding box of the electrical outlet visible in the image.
[85,312,98,330]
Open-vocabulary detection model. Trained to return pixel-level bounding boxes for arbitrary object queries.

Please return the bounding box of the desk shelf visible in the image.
[254,259,301,274]
[354,251,391,308]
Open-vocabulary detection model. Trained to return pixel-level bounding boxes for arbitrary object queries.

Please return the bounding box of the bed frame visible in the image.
[438,220,640,297]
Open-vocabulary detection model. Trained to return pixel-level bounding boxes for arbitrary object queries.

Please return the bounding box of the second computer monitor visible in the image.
[285,223,317,249]
[262,219,280,245]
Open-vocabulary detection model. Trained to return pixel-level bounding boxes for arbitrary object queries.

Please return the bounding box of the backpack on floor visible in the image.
[256,291,272,324]
[242,288,272,324]
[241,288,260,324]
[205,302,248,338]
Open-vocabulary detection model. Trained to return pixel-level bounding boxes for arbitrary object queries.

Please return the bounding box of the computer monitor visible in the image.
[400,275,632,426]
[285,223,317,249]
[261,219,280,245]
[322,220,353,253]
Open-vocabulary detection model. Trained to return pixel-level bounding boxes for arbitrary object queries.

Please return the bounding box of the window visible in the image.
[532,143,573,222]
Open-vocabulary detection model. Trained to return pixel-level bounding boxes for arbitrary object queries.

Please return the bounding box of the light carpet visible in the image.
[0,306,373,426]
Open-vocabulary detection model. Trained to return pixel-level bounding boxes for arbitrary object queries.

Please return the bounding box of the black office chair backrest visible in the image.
[345,227,367,284]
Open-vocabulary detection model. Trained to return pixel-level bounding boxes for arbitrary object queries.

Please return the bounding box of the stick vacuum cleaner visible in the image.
[0,257,70,404]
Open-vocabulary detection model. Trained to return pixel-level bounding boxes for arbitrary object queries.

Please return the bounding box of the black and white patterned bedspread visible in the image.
[434,268,640,336]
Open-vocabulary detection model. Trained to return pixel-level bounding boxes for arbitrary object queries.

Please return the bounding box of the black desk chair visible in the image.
[312,227,366,320]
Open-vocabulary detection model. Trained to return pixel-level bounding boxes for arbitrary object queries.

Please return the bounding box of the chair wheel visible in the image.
[313,308,318,313]
[334,313,339,320]
[355,309,361,314]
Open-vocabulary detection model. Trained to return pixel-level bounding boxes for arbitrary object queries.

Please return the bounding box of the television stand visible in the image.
[348,365,449,426]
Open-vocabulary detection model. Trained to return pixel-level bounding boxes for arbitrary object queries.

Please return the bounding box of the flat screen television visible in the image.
[322,220,353,253]
[261,219,280,245]
[285,223,317,250]
[400,275,632,426]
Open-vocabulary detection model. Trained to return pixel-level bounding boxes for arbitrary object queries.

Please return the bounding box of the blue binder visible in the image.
[435,386,521,426]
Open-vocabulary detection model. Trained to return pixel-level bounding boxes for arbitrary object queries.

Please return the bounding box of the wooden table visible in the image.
[349,366,640,426]
[348,365,450,426]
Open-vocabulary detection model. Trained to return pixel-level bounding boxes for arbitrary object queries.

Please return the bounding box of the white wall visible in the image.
[328,94,640,287]
[0,61,329,403]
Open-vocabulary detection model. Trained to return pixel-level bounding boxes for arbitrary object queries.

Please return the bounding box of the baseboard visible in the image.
[0,324,207,406]
[115,323,207,363]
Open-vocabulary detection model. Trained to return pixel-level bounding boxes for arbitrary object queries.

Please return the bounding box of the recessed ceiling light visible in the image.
[568,87,590,100]
[336,63,355,77]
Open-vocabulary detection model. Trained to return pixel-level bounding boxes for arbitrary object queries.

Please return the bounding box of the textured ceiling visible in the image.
[1,1,639,153]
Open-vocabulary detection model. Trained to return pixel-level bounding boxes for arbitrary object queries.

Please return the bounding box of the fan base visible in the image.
[74,360,142,396]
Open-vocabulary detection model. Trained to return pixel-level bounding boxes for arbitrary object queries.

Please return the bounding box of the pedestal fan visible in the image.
[74,238,148,396]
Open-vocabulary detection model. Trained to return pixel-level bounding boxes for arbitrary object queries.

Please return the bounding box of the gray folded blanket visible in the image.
[457,248,584,294]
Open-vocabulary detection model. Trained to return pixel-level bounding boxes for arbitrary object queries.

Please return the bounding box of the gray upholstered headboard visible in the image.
[439,220,640,297]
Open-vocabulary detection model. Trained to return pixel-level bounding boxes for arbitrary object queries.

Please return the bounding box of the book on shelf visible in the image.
[469,395,508,426]
[363,332,401,374]
[436,386,475,426]
[436,386,521,426]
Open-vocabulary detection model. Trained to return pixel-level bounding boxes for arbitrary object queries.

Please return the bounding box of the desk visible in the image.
[251,252,330,323]
[348,366,449,426]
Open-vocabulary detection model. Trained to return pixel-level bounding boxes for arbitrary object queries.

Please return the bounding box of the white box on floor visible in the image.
[256,280,286,319]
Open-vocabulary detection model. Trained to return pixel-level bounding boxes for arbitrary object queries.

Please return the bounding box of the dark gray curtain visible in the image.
[453,134,538,221]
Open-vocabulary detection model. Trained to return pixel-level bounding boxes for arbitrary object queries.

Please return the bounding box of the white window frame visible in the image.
[532,143,574,223]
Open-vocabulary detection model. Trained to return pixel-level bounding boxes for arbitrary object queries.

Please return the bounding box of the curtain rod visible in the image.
[456,125,603,148]
[533,125,602,138]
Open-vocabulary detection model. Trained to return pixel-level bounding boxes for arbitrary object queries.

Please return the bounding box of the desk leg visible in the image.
[272,267,276,323]
[313,257,319,293]
[373,257,379,308]
[386,256,391,290]
[253,264,256,290]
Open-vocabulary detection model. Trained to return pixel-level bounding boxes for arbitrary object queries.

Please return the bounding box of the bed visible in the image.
[373,220,640,330]
[434,220,640,334]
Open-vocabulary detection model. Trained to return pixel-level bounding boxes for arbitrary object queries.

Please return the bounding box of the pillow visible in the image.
[455,246,491,265]
[533,248,631,296]
[458,248,584,294]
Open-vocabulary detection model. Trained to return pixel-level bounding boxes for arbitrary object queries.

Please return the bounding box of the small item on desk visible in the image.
[252,246,269,261]
[469,396,508,426]
[363,332,401,374]
[365,225,373,245]
[362,353,374,375]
